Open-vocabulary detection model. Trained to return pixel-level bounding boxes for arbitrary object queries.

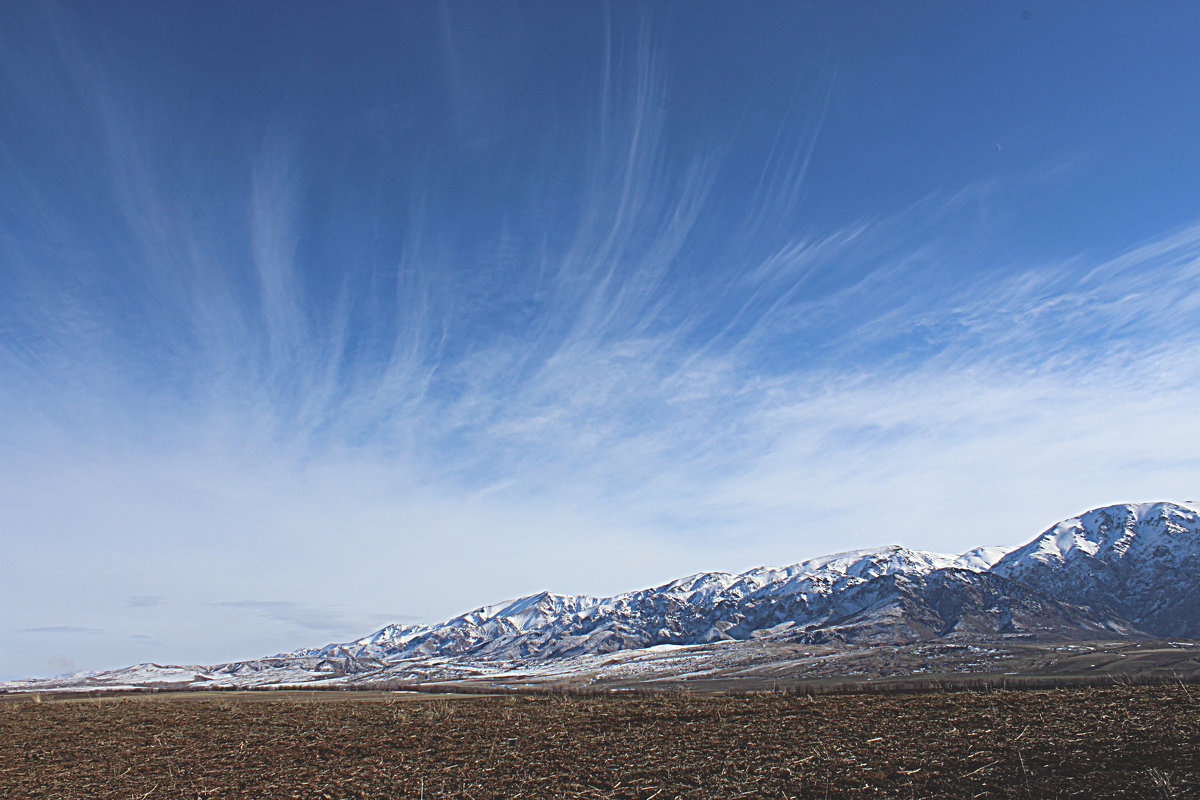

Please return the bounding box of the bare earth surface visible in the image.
[2,684,1197,799]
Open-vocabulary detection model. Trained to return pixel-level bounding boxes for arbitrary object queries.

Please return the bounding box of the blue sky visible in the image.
[3,1,1200,680]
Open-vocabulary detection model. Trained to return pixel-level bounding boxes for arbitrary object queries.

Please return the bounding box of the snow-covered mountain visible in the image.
[302,545,1019,664]
[5,501,1197,693]
[991,501,1200,637]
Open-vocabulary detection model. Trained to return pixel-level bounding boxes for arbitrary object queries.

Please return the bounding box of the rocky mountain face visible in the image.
[797,568,1139,644]
[5,501,1197,692]
[991,501,1200,637]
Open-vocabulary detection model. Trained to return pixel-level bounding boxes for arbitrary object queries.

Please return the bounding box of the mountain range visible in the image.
[5,501,1199,692]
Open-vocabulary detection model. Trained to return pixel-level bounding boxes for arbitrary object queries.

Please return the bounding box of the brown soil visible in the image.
[2,684,1197,799]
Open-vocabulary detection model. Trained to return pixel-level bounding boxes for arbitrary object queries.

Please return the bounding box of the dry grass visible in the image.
[2,684,1197,798]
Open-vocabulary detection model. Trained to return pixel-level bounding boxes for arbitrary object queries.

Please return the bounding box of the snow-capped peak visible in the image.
[990,501,1200,637]
[993,501,1200,570]
[953,545,1016,571]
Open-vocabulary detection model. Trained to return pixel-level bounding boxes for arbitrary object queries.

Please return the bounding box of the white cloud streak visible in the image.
[2,10,1199,679]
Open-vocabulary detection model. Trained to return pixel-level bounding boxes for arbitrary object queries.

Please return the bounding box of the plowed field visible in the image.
[2,684,1197,799]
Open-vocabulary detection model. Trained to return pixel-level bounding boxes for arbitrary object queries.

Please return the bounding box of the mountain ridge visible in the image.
[5,500,1197,692]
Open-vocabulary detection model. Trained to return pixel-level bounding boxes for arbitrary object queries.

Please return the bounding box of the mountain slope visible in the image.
[797,568,1140,644]
[991,502,1200,637]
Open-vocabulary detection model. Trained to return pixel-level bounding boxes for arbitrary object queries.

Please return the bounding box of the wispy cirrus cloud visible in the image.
[2,4,1199,682]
